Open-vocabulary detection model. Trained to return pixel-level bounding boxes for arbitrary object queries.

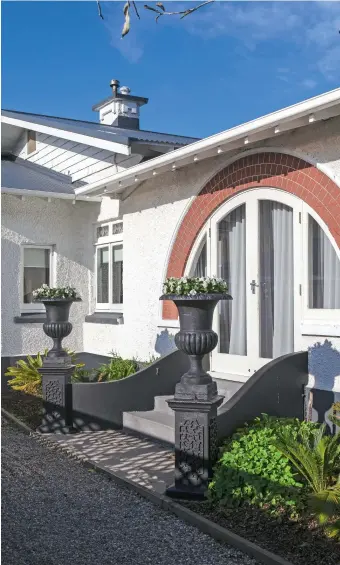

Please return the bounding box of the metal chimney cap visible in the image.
[110,79,120,97]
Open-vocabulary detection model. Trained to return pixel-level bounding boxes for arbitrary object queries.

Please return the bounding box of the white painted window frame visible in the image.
[301,202,340,333]
[20,244,55,312]
[185,191,340,345]
[94,221,123,312]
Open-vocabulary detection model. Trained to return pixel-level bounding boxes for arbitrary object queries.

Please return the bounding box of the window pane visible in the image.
[259,201,294,359]
[218,205,247,355]
[97,247,109,303]
[23,248,50,303]
[309,216,340,309]
[112,245,123,304]
[193,241,207,277]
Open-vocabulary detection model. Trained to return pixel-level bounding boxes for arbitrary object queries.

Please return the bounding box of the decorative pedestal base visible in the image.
[166,389,223,500]
[38,356,75,434]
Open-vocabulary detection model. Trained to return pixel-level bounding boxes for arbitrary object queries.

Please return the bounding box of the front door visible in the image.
[208,190,302,377]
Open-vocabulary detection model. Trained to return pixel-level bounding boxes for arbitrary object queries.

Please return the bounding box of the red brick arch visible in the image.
[163,151,340,320]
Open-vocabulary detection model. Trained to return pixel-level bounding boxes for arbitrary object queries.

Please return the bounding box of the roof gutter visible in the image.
[74,87,340,197]
[2,187,101,202]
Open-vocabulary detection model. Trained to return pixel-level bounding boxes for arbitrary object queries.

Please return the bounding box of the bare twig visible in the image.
[144,0,214,22]
[132,1,141,19]
[97,0,104,20]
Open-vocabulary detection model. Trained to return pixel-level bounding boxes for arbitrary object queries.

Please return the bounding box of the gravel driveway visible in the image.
[2,419,256,565]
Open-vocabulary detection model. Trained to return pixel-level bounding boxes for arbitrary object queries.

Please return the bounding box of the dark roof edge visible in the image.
[2,108,200,142]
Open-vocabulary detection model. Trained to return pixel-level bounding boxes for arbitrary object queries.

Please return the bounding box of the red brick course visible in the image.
[163,152,340,319]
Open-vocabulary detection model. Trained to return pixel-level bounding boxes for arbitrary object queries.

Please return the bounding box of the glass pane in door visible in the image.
[218,204,247,355]
[308,215,340,308]
[193,239,207,277]
[259,201,294,359]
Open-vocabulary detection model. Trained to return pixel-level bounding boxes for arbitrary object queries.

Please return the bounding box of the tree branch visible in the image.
[97,0,104,20]
[132,1,141,20]
[144,0,214,22]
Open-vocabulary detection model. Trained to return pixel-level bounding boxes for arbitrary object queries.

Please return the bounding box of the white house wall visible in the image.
[84,118,340,390]
[3,118,340,395]
[14,131,143,184]
[1,194,99,356]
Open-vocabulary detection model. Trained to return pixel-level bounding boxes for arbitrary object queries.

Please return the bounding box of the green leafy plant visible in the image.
[274,424,340,538]
[5,351,47,396]
[209,415,319,518]
[32,284,81,300]
[96,353,138,382]
[6,350,85,396]
[329,402,340,428]
[163,276,228,296]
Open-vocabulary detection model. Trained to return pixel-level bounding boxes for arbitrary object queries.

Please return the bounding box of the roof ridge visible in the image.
[2,108,199,141]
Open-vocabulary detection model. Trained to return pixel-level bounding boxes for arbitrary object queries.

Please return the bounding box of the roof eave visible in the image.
[1,115,131,156]
[92,94,149,111]
[75,87,340,198]
[2,186,101,202]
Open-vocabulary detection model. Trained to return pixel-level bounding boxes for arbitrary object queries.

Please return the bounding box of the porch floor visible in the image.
[38,428,174,494]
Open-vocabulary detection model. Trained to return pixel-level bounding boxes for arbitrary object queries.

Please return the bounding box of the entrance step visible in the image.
[123,409,175,444]
[123,376,244,444]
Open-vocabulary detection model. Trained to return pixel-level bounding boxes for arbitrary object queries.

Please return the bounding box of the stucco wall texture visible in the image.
[2,118,340,391]
[1,195,99,355]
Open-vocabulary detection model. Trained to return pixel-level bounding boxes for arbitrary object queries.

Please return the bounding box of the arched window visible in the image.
[308,215,340,309]
[191,238,207,277]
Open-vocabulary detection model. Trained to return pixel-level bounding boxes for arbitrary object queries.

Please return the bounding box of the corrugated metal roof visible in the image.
[2,109,198,147]
[1,157,76,195]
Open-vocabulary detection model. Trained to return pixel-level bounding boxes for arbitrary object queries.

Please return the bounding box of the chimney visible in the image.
[92,79,149,130]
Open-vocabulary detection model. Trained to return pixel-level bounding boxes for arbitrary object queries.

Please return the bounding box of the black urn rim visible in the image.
[34,297,82,303]
[160,293,232,301]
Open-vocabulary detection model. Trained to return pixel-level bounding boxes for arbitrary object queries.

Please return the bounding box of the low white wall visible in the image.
[1,194,99,356]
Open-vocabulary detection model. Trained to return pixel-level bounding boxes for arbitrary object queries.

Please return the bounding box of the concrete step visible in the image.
[123,410,175,444]
[123,375,244,444]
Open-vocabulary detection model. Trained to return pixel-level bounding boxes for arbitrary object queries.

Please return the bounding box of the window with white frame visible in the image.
[21,246,53,310]
[307,214,340,310]
[95,221,123,311]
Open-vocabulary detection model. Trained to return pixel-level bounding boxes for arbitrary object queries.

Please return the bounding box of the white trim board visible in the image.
[1,115,131,156]
[74,87,340,197]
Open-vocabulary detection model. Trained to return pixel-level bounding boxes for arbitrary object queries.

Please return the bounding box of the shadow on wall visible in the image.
[308,339,340,428]
[155,329,176,357]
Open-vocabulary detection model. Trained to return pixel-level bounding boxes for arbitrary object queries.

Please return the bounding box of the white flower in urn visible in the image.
[162,276,228,296]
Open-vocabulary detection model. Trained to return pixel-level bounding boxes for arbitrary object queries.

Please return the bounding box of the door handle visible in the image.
[250,280,259,294]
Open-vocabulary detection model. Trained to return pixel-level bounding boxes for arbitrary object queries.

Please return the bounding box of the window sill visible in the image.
[14,313,47,324]
[301,321,340,338]
[85,312,124,325]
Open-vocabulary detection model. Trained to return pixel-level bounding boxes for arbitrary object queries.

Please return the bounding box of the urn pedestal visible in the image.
[37,298,78,434]
[160,293,231,499]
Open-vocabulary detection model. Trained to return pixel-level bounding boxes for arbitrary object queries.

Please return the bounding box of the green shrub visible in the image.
[96,353,138,382]
[209,415,319,518]
[6,350,84,396]
[274,423,340,538]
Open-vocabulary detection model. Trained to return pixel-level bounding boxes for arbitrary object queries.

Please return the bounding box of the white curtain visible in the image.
[309,216,340,309]
[259,201,294,359]
[193,241,207,277]
[219,205,247,355]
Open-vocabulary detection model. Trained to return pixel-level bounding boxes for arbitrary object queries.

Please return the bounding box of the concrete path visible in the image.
[42,427,174,494]
[2,419,256,565]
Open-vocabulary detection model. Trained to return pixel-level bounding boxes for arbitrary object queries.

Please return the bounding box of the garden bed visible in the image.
[2,390,42,430]
[180,500,340,565]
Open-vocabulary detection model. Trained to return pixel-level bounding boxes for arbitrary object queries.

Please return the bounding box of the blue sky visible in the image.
[2,1,340,138]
